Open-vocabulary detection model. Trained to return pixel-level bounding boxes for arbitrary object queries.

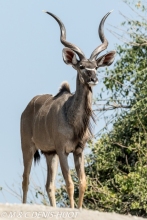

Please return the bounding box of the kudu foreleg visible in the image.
[58,153,74,208]
[74,152,86,209]
[45,153,59,207]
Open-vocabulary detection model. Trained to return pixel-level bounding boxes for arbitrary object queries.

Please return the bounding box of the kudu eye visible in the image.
[79,65,84,70]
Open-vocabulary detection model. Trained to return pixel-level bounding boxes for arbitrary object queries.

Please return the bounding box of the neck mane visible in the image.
[66,72,94,141]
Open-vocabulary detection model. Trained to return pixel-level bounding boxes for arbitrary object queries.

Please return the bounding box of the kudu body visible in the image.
[21,11,116,208]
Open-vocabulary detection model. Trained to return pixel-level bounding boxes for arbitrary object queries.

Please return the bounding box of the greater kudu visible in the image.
[21,11,116,208]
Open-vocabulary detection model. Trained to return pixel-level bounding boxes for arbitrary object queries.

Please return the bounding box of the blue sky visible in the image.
[0,0,137,203]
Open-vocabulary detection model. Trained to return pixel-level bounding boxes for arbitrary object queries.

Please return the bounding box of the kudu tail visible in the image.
[34,150,41,165]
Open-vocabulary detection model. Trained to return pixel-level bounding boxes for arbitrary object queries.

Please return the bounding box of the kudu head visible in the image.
[44,11,116,87]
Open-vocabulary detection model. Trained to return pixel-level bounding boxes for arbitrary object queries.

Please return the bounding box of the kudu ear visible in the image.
[96,51,116,67]
[62,48,78,66]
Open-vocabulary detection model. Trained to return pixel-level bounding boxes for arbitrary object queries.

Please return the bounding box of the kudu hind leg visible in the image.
[22,145,36,203]
[74,152,86,209]
[45,153,59,207]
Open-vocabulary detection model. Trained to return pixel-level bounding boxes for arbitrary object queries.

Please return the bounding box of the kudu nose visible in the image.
[94,77,98,82]
[93,77,98,84]
[89,77,98,85]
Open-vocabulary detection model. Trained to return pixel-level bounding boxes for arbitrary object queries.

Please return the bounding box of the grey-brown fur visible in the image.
[21,11,116,208]
[21,80,92,155]
[54,81,71,98]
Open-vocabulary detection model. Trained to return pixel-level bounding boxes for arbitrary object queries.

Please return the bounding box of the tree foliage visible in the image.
[56,0,147,217]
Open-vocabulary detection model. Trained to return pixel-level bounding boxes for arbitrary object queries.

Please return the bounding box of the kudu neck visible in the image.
[66,72,93,127]
[74,73,93,101]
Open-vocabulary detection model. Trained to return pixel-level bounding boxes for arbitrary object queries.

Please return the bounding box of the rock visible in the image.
[0,204,146,220]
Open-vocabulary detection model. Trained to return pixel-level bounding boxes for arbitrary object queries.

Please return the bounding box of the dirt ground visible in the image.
[0,204,146,220]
